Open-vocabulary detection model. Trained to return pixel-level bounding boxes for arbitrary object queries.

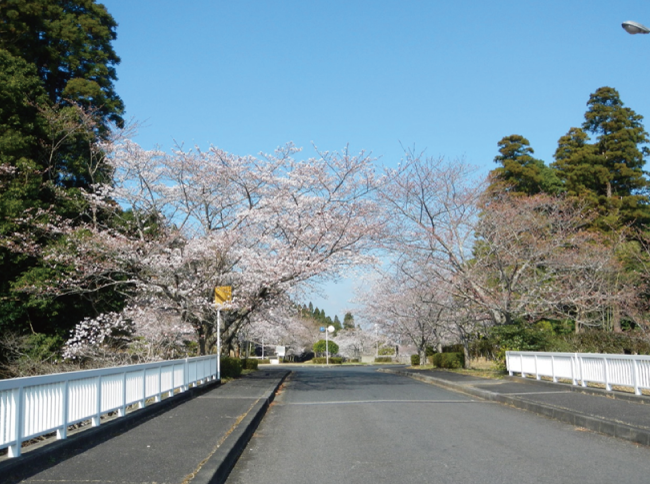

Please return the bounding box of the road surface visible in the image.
[227,366,650,483]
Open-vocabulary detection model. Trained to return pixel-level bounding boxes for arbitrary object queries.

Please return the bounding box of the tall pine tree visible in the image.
[488,135,561,196]
[553,87,650,228]
[0,0,125,337]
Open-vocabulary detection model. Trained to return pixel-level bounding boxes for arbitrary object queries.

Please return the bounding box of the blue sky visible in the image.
[102,0,650,320]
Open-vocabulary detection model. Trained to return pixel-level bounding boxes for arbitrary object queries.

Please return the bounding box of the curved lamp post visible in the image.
[622,20,650,35]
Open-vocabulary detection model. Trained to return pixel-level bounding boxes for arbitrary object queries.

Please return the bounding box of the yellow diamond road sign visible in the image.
[214,286,232,305]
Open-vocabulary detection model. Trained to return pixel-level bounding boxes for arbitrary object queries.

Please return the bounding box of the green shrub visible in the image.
[473,322,557,367]
[313,340,339,355]
[258,358,271,364]
[220,357,242,378]
[411,354,420,366]
[442,344,464,354]
[311,357,343,364]
[432,352,464,369]
[558,331,650,355]
[374,356,393,363]
[241,358,259,370]
[378,346,395,356]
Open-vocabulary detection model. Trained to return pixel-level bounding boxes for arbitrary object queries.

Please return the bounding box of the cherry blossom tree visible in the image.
[357,260,453,365]
[376,152,628,356]
[241,299,317,359]
[333,327,375,360]
[15,139,383,356]
[470,194,629,331]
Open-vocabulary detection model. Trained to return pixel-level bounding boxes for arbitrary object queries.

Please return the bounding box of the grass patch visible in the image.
[448,368,507,379]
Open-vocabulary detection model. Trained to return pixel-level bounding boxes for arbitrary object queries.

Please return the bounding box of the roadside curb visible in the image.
[379,368,650,447]
[1,379,220,480]
[191,370,290,484]
[379,368,498,402]
[503,374,650,405]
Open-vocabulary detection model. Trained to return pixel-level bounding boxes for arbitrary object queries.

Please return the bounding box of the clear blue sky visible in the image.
[102,0,650,320]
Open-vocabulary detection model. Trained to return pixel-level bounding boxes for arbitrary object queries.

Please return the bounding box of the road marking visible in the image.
[502,391,573,396]
[278,399,496,406]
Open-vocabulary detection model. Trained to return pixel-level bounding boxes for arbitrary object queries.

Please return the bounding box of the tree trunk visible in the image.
[198,335,206,355]
[612,304,622,333]
[462,342,470,369]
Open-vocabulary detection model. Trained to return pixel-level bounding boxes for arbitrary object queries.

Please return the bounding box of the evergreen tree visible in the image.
[0,1,125,337]
[488,135,561,196]
[343,312,355,329]
[553,87,650,227]
[0,0,124,129]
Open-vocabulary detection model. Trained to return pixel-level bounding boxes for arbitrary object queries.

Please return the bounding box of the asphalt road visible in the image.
[226,366,650,484]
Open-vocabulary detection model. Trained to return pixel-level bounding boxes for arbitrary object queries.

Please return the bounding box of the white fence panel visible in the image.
[0,355,217,459]
[506,351,650,395]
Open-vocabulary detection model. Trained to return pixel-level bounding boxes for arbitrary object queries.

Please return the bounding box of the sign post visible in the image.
[214,286,232,379]
[326,325,335,365]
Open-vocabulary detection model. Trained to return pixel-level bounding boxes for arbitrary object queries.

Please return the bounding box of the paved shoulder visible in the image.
[3,369,289,484]
[382,367,650,446]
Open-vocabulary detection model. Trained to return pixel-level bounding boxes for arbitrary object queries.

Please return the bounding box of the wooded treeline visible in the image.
[3,1,650,376]
[360,86,650,365]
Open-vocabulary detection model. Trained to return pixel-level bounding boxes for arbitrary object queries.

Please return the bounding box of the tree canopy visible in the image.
[552,86,650,227]
[0,0,124,128]
[0,0,125,338]
[489,134,561,196]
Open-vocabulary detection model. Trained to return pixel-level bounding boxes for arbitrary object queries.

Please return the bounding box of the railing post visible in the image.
[58,380,69,440]
[183,358,189,392]
[139,370,146,408]
[579,354,586,387]
[604,357,611,391]
[93,376,102,427]
[633,358,641,396]
[120,372,127,417]
[520,354,524,377]
[534,354,540,380]
[156,365,162,403]
[570,354,576,385]
[551,355,557,383]
[9,385,24,458]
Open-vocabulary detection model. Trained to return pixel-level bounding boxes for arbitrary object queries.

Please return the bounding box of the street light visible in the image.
[326,325,335,365]
[622,20,650,35]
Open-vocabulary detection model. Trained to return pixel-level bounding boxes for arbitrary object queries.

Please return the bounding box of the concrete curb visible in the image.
[504,374,650,405]
[0,379,220,479]
[191,370,290,484]
[378,368,499,402]
[380,368,650,447]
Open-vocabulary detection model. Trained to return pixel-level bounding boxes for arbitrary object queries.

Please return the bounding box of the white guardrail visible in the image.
[0,355,218,458]
[506,351,650,396]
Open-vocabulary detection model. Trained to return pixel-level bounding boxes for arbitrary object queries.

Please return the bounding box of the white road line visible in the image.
[279,399,496,406]
[502,391,573,396]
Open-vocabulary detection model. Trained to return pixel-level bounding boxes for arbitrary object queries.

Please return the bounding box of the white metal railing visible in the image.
[506,351,650,396]
[0,355,218,458]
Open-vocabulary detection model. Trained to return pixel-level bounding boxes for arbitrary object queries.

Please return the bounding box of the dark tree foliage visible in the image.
[0,0,124,128]
[343,311,355,329]
[300,303,342,333]
[0,1,125,338]
[553,87,650,228]
[488,135,561,196]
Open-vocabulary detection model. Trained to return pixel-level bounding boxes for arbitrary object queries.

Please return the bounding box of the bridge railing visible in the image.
[506,351,650,396]
[0,355,218,459]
